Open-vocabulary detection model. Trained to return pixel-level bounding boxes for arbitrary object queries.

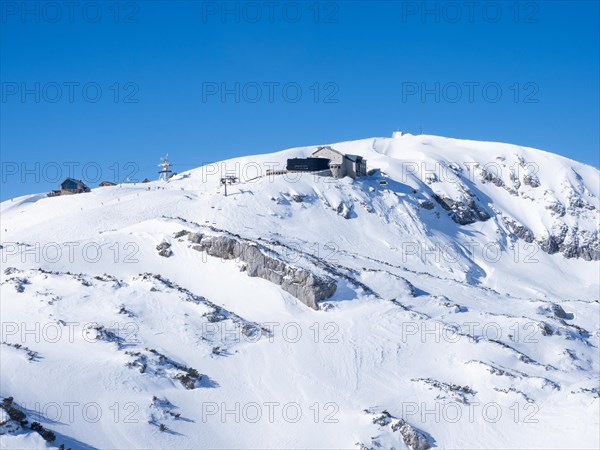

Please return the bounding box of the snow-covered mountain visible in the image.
[1,134,599,449]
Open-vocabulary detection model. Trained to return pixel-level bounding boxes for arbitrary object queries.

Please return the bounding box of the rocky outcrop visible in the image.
[432,193,490,225]
[464,159,599,261]
[336,202,353,219]
[291,194,305,203]
[190,233,337,309]
[419,199,435,210]
[536,224,599,261]
[523,173,541,188]
[393,419,431,450]
[125,348,210,390]
[156,241,173,257]
[501,216,535,243]
[550,303,568,319]
[546,200,566,217]
[412,377,475,404]
[479,167,505,187]
[361,409,432,450]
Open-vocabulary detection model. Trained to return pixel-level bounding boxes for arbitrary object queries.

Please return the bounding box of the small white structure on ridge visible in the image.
[392,131,404,139]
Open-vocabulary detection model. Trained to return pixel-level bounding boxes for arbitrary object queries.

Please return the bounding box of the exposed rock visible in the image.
[362,408,432,450]
[8,277,30,293]
[571,387,600,398]
[546,201,566,217]
[576,229,600,261]
[493,386,534,403]
[501,216,535,243]
[372,410,393,427]
[291,194,305,203]
[125,348,211,389]
[197,235,337,309]
[3,267,20,276]
[1,397,55,442]
[392,419,431,450]
[424,172,438,184]
[448,162,462,174]
[432,194,490,225]
[1,342,40,361]
[538,322,554,336]
[479,167,505,187]
[156,241,173,257]
[567,191,595,211]
[536,234,559,254]
[336,202,353,219]
[553,227,600,260]
[510,170,521,190]
[419,199,435,210]
[173,230,189,239]
[412,377,475,404]
[550,222,569,245]
[139,272,266,340]
[550,304,567,319]
[88,325,127,349]
[523,173,541,188]
[187,232,203,244]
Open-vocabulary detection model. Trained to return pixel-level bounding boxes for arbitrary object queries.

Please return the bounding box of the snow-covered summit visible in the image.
[1,135,599,449]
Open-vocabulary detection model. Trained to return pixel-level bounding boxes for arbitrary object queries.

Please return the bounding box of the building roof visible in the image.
[345,154,363,162]
[62,177,87,186]
[312,146,343,156]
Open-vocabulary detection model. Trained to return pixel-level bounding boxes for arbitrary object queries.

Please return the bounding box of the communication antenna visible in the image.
[158,155,174,181]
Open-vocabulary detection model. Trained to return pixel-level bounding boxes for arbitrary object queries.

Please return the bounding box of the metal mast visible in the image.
[220,174,238,196]
[158,155,174,181]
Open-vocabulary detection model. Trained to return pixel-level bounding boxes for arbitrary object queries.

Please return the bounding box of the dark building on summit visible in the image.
[48,178,91,197]
[286,157,331,172]
[285,147,368,179]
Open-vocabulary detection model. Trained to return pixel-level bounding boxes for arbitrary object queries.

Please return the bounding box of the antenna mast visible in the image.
[158,155,174,181]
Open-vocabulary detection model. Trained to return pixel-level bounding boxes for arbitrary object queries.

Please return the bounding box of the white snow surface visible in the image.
[1,134,599,449]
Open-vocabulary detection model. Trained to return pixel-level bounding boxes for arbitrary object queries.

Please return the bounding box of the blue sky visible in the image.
[1,0,598,199]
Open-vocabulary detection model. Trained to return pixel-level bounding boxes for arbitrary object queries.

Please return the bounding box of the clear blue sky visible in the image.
[1,0,598,199]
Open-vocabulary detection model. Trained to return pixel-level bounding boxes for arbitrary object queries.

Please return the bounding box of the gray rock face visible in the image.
[536,234,559,254]
[419,199,435,210]
[173,230,189,239]
[546,201,566,217]
[479,167,505,187]
[453,160,599,261]
[187,232,203,244]
[156,242,173,258]
[576,230,600,261]
[537,224,600,261]
[196,235,337,309]
[362,408,433,450]
[523,173,541,188]
[335,202,353,219]
[502,217,535,243]
[392,419,431,450]
[432,194,490,225]
[510,170,521,190]
[539,322,554,336]
[551,304,567,319]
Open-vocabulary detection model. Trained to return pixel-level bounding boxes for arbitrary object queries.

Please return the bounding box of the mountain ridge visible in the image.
[1,134,598,449]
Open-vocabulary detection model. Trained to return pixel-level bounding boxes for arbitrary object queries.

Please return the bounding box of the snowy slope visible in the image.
[1,134,599,449]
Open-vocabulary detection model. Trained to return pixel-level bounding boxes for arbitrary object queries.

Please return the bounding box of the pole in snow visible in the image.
[220,174,238,197]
